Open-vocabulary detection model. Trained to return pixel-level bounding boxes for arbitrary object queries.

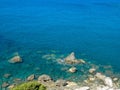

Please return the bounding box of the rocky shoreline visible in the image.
[1,52,120,90]
[2,72,120,90]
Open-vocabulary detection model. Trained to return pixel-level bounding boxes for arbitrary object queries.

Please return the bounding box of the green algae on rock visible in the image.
[11,81,46,90]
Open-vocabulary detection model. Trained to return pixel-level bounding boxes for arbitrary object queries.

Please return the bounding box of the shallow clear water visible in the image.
[0,0,120,87]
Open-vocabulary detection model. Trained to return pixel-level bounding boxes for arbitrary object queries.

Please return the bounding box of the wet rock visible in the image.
[8,55,22,63]
[89,68,96,74]
[27,74,35,81]
[3,73,11,78]
[75,86,90,90]
[64,52,80,64]
[55,79,67,87]
[38,74,52,83]
[104,77,113,87]
[2,82,9,88]
[68,67,77,73]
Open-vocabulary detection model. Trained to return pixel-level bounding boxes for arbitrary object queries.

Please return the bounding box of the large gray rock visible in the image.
[64,52,80,64]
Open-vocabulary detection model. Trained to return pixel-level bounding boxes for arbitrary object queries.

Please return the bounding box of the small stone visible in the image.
[8,55,22,63]
[3,73,11,78]
[2,82,9,88]
[89,68,96,74]
[68,67,77,73]
[27,74,35,81]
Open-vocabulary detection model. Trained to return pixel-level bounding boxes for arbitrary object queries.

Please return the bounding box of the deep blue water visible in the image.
[0,0,120,86]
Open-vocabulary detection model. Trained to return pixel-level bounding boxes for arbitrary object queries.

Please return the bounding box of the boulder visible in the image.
[27,74,35,81]
[104,77,113,87]
[38,74,52,83]
[8,55,22,63]
[55,79,67,87]
[64,52,80,64]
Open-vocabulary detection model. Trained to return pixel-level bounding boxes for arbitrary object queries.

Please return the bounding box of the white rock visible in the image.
[95,73,106,80]
[75,86,90,90]
[104,77,113,87]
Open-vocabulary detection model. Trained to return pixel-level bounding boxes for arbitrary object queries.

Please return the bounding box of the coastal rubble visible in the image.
[4,72,120,90]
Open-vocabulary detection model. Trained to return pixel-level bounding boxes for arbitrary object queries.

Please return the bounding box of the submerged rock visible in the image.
[27,74,35,81]
[3,73,11,78]
[2,82,9,88]
[8,55,22,63]
[68,67,77,73]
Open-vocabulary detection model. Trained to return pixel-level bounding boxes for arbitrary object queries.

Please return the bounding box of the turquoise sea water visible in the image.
[0,0,120,88]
